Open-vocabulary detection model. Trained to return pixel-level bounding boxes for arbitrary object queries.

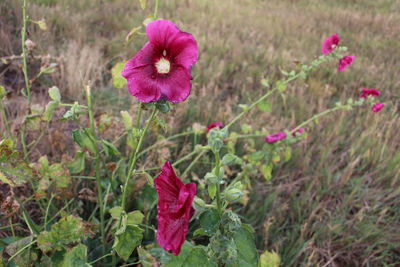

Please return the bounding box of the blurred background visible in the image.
[1,0,399,265]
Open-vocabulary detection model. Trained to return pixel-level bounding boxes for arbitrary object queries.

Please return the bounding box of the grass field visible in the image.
[1,0,400,266]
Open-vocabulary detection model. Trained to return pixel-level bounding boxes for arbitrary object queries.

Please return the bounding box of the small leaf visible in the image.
[109,206,124,219]
[36,19,47,30]
[276,80,287,93]
[43,100,59,122]
[120,111,133,130]
[221,154,243,166]
[125,26,142,44]
[113,225,144,261]
[284,147,292,162]
[260,250,280,267]
[67,151,85,174]
[199,209,220,236]
[101,139,120,156]
[258,100,271,113]
[111,62,127,89]
[0,85,6,100]
[139,0,146,9]
[126,210,144,225]
[49,86,61,101]
[0,170,15,186]
[208,184,216,199]
[260,164,273,182]
[72,129,97,154]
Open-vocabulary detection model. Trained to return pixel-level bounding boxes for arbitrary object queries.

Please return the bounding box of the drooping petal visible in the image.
[338,56,355,72]
[170,32,199,69]
[157,214,187,256]
[158,66,192,103]
[155,162,183,212]
[372,103,384,113]
[265,132,287,144]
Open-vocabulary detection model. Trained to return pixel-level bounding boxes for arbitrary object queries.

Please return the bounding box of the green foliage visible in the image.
[259,250,280,267]
[165,242,216,267]
[111,62,127,89]
[37,215,87,253]
[113,225,144,261]
[5,236,34,267]
[199,209,220,236]
[72,129,97,154]
[61,244,91,267]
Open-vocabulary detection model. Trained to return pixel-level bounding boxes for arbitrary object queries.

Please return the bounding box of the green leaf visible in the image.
[139,0,146,9]
[49,163,70,188]
[120,111,133,130]
[125,26,142,44]
[61,244,91,267]
[208,184,216,199]
[221,154,243,166]
[113,225,144,261]
[258,100,271,113]
[43,100,59,122]
[138,247,157,267]
[276,80,287,93]
[37,215,87,253]
[101,139,120,156]
[259,250,280,267]
[72,129,97,154]
[126,210,144,225]
[227,226,259,267]
[199,209,220,236]
[67,151,85,174]
[165,242,216,267]
[284,147,292,162]
[5,236,33,267]
[0,170,15,186]
[109,206,123,219]
[37,19,47,30]
[111,62,127,89]
[0,85,6,100]
[260,164,273,182]
[48,86,61,101]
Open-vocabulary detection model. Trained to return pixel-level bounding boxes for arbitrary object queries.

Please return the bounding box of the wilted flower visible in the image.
[338,56,355,72]
[322,33,340,55]
[154,161,196,256]
[265,132,287,144]
[372,103,384,113]
[122,20,199,103]
[291,127,305,137]
[360,88,381,99]
[207,122,224,132]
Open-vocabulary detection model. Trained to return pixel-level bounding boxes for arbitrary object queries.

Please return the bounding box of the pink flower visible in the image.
[360,88,381,99]
[372,103,384,113]
[322,34,340,55]
[265,132,287,144]
[338,56,355,72]
[154,161,196,256]
[207,122,224,132]
[291,127,304,137]
[122,20,199,103]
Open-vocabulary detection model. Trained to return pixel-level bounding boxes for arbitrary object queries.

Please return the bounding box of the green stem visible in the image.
[86,85,106,254]
[136,103,142,128]
[89,253,112,265]
[9,218,15,237]
[121,106,158,211]
[226,73,300,129]
[7,240,36,263]
[154,0,160,18]
[138,131,193,157]
[181,149,208,178]
[21,0,31,106]
[213,151,223,216]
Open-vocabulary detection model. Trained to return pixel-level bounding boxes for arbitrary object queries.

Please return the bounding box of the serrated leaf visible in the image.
[260,250,280,267]
[61,244,91,267]
[111,62,127,89]
[48,86,61,101]
[113,225,144,261]
[37,215,87,253]
[165,242,216,267]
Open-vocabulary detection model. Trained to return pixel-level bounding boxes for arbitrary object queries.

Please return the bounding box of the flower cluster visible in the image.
[322,33,355,72]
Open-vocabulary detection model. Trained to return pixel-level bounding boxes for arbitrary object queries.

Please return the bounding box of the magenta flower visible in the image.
[291,127,305,137]
[372,103,384,113]
[322,34,340,55]
[360,88,381,99]
[265,132,287,144]
[338,56,355,72]
[122,20,199,103]
[154,161,196,256]
[207,122,224,132]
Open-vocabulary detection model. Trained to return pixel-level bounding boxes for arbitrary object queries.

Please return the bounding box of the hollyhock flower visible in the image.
[207,122,224,132]
[154,161,196,256]
[372,103,384,113]
[338,56,355,72]
[122,20,199,103]
[322,33,340,55]
[360,88,381,99]
[291,127,305,137]
[265,132,287,144]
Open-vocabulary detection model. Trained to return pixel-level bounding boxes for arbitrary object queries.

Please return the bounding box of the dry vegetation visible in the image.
[1,0,399,266]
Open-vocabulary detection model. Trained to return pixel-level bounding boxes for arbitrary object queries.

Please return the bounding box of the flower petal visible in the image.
[158,66,192,103]
[122,42,156,78]
[155,161,183,212]
[125,67,161,102]
[146,20,180,49]
[170,32,199,69]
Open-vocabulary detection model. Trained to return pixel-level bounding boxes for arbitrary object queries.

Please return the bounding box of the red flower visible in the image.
[154,161,196,256]
[322,34,340,55]
[291,127,304,137]
[372,103,384,113]
[265,132,287,144]
[338,56,355,72]
[207,122,224,132]
[360,88,381,99]
[122,20,199,103]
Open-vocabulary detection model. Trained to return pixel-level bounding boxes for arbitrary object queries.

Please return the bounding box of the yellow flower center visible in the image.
[155,57,171,74]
